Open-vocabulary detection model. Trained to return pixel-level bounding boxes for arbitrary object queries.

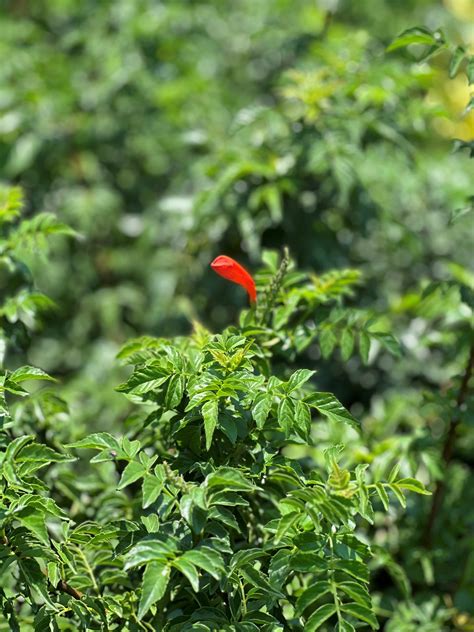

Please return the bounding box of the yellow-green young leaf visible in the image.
[447,262,474,290]
[388,484,406,508]
[306,603,337,631]
[374,483,390,510]
[295,580,331,615]
[388,463,400,483]
[359,483,374,524]
[395,478,431,495]
[341,602,379,630]
[138,561,170,619]
[202,399,218,450]
[340,328,354,361]
[387,26,439,52]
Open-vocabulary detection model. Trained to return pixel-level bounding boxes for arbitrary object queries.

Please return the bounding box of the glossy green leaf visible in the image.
[138,560,171,619]
[202,398,218,450]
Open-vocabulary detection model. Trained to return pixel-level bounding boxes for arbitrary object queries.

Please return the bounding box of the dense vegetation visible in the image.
[1,1,473,630]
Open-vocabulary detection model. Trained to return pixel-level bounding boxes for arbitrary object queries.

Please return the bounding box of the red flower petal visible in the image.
[210,255,257,303]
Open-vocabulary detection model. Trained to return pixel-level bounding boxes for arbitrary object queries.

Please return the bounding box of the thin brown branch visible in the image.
[422,342,474,547]
[56,579,83,600]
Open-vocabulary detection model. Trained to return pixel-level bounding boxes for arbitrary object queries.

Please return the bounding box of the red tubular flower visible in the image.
[210,255,257,304]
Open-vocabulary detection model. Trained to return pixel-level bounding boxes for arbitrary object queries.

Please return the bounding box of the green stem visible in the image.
[328,533,342,625]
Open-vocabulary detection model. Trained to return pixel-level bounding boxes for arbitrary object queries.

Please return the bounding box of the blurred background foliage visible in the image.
[0,0,473,629]
[0,0,472,428]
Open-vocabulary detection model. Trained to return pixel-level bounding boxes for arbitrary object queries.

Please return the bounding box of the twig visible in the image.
[56,579,83,600]
[422,343,474,547]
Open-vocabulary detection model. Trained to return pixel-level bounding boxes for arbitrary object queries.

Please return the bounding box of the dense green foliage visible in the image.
[0,1,473,630]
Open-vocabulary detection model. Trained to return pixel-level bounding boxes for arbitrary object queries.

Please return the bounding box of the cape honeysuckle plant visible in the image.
[1,231,433,630]
[34,253,427,631]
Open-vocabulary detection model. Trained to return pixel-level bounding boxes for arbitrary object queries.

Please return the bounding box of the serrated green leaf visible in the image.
[337,620,356,632]
[17,506,49,545]
[116,363,169,396]
[15,443,75,465]
[165,373,185,409]
[202,398,218,451]
[180,546,225,580]
[340,328,355,361]
[8,366,56,384]
[388,463,400,483]
[338,581,371,607]
[275,511,300,544]
[319,327,337,359]
[341,602,378,629]
[295,400,312,438]
[47,562,60,588]
[306,392,360,432]
[395,478,431,495]
[66,433,119,452]
[374,483,390,510]
[287,369,316,392]
[172,557,200,592]
[124,539,176,570]
[333,560,369,583]
[138,560,170,619]
[206,467,256,492]
[371,332,401,357]
[295,580,331,615]
[305,603,337,631]
[388,484,406,508]
[118,461,147,490]
[278,397,295,435]
[142,469,165,508]
[252,392,273,428]
[290,552,328,573]
[240,564,285,599]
